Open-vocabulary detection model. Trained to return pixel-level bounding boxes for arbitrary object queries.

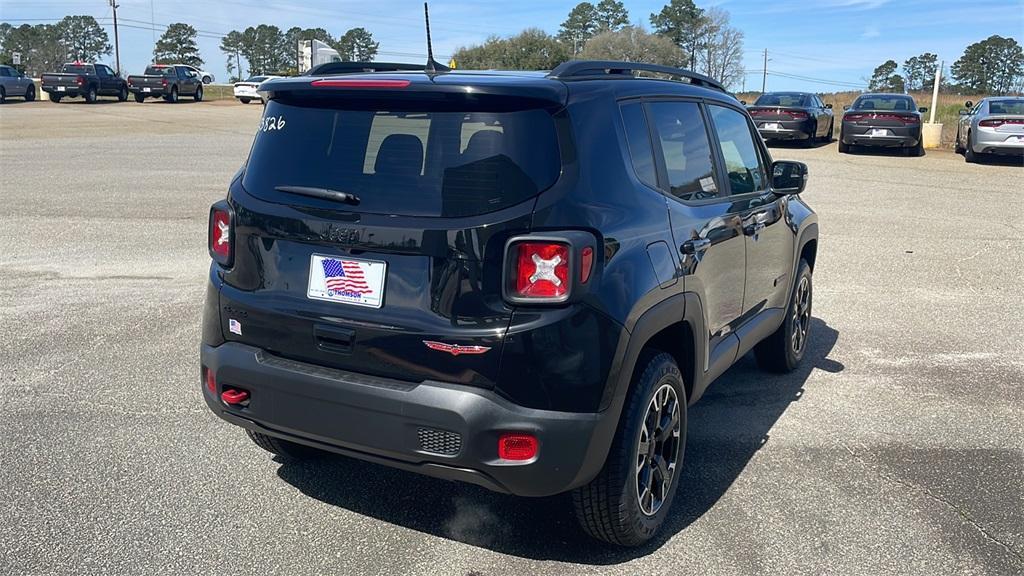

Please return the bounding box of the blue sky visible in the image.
[2,0,1022,91]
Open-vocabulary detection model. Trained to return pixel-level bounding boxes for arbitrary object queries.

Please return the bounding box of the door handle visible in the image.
[744,221,766,236]
[681,238,711,261]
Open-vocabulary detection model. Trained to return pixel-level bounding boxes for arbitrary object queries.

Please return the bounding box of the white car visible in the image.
[176,64,215,84]
[233,75,281,104]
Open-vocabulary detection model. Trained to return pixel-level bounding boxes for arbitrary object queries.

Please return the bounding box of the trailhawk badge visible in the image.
[422,341,491,356]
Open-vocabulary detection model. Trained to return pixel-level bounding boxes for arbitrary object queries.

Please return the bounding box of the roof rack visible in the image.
[547,60,726,93]
[305,61,427,77]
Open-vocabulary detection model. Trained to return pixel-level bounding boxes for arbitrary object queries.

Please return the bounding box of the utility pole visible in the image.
[110,0,121,75]
[761,48,768,93]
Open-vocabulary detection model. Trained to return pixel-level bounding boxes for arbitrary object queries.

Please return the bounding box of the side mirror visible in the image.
[772,161,808,195]
[740,100,747,106]
[825,103,833,109]
[843,104,851,111]
[918,107,928,113]
[959,109,969,115]
[964,100,973,109]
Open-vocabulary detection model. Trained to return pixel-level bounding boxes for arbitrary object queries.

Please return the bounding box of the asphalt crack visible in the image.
[842,444,1024,566]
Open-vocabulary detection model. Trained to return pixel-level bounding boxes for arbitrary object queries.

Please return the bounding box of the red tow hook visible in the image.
[221,388,250,407]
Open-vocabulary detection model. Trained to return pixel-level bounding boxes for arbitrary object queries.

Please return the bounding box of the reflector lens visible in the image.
[209,208,231,262]
[310,79,412,88]
[580,246,594,284]
[498,433,538,461]
[204,367,216,394]
[513,242,570,299]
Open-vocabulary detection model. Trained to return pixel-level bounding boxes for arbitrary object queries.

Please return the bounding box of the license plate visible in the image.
[870,128,888,137]
[57,86,65,92]
[143,87,151,93]
[764,123,781,130]
[307,254,386,308]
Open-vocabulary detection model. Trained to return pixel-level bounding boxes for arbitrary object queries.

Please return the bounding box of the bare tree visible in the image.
[695,7,744,90]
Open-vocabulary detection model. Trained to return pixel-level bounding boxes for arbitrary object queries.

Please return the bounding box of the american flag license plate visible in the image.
[307,254,386,308]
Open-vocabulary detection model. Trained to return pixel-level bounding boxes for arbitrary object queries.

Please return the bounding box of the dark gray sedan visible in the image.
[955,97,1024,163]
[746,92,834,146]
[839,93,926,156]
[0,65,36,103]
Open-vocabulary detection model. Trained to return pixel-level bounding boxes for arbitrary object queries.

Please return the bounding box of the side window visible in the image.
[708,105,767,195]
[95,66,108,78]
[0,67,9,77]
[619,102,658,190]
[647,101,719,201]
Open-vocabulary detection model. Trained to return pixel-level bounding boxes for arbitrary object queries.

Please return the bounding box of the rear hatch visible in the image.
[219,75,567,389]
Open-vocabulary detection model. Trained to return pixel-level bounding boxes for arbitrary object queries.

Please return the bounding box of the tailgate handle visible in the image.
[314,325,355,354]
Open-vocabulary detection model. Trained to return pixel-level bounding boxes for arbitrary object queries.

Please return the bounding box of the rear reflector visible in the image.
[310,79,411,88]
[513,242,570,299]
[580,246,594,284]
[204,367,216,394]
[498,433,538,461]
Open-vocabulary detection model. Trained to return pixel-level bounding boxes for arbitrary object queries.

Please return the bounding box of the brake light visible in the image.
[498,433,538,461]
[845,113,865,121]
[786,111,809,120]
[980,119,1024,127]
[511,241,570,300]
[310,79,411,88]
[76,76,84,85]
[748,109,769,117]
[161,78,168,87]
[208,205,232,266]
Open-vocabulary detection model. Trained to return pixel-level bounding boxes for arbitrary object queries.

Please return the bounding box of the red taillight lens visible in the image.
[310,79,411,88]
[845,113,865,121]
[498,433,538,461]
[161,78,168,87]
[76,76,84,85]
[512,242,570,299]
[787,111,809,120]
[748,109,768,117]
[209,206,232,265]
[203,367,216,394]
[900,115,920,125]
[980,119,1024,127]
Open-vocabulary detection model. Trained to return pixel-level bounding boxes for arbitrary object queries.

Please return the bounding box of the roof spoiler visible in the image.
[547,60,726,93]
[305,62,428,77]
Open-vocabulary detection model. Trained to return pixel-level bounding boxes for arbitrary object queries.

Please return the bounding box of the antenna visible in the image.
[423,2,449,74]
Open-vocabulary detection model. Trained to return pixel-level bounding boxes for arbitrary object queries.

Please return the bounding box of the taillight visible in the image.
[161,78,168,87]
[845,113,865,121]
[498,433,538,461]
[76,76,84,85]
[203,367,216,394]
[748,109,768,117]
[980,119,1024,127]
[208,204,232,266]
[786,111,809,120]
[512,241,570,300]
[900,115,920,125]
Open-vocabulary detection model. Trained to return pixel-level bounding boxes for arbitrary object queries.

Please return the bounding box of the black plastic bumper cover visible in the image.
[201,342,617,497]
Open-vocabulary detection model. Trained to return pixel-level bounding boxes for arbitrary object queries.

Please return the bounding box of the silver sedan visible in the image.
[955,97,1024,163]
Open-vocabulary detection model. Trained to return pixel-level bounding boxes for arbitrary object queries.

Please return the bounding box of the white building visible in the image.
[299,39,341,73]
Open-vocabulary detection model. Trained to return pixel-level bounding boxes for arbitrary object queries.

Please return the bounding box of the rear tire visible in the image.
[572,352,687,546]
[49,93,61,103]
[838,137,851,154]
[825,120,834,142]
[246,430,326,460]
[202,75,212,84]
[954,128,965,154]
[134,94,145,103]
[755,259,812,373]
[117,85,128,102]
[165,86,178,103]
[84,85,97,103]
[193,85,203,102]
[964,133,980,163]
[25,84,36,101]
[0,86,6,104]
[239,97,251,104]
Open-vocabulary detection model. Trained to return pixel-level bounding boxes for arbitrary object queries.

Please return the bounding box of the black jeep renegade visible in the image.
[200,61,818,546]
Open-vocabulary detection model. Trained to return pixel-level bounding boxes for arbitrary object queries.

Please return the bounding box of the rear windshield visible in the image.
[242,100,562,218]
[244,76,268,83]
[755,93,808,107]
[62,65,93,74]
[852,95,916,111]
[144,66,176,76]
[989,100,1024,115]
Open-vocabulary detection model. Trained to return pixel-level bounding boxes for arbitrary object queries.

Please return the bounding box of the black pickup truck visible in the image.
[40,63,128,103]
[127,64,204,103]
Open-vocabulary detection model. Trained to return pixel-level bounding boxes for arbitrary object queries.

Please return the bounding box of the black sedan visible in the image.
[839,93,927,156]
[746,92,834,146]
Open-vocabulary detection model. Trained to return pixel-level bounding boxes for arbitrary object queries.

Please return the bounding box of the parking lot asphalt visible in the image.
[1,100,1022,576]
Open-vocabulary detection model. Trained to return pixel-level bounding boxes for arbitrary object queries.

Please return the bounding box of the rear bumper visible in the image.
[972,131,1024,155]
[756,120,813,140]
[41,86,81,97]
[842,123,919,147]
[128,87,167,97]
[200,341,616,496]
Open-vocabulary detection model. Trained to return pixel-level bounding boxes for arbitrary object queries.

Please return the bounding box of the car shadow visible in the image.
[765,138,834,150]
[274,317,842,564]
[965,154,1024,167]
[839,145,922,157]
[58,99,125,105]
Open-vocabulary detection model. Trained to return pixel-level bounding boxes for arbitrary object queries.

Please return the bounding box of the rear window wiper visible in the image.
[274,185,361,206]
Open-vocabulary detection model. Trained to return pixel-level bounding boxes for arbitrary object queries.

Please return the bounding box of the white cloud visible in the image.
[861,25,881,39]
